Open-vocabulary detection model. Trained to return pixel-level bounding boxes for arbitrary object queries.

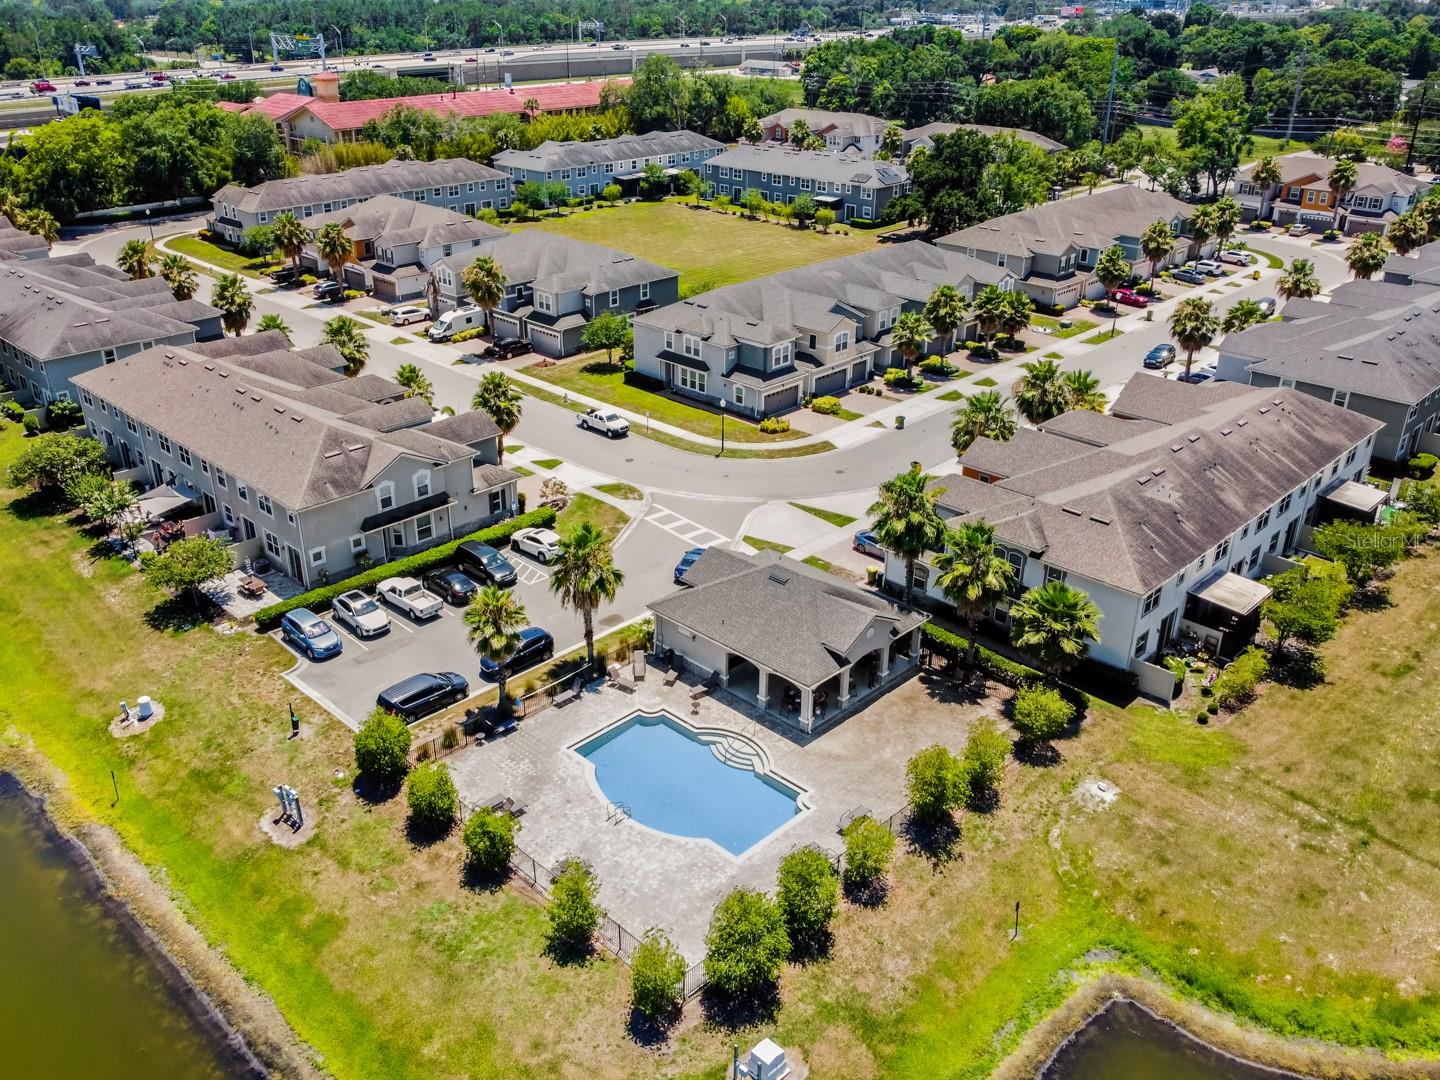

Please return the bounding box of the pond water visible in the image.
[0,774,260,1080]
[1044,999,1307,1079]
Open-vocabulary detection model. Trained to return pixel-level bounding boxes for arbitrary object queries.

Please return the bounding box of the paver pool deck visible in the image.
[446,670,996,961]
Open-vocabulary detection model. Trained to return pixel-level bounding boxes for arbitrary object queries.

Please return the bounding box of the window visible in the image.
[414,471,431,499]
[415,513,434,544]
[157,433,171,455]
[349,535,366,555]
[1214,538,1230,563]
[771,342,792,368]
[862,188,872,201]
[682,334,702,359]
[236,482,248,502]
[241,517,256,541]
[1142,586,1162,615]
[1279,492,1293,514]
[1044,564,1067,585]
[215,468,227,489]
[909,562,929,594]
[799,177,811,191]
[536,292,554,314]
[834,331,850,352]
[264,530,282,559]
[1345,447,1357,465]
[200,460,209,475]
[675,367,707,394]
[1279,377,1296,389]
[1248,547,1261,571]
[377,481,396,512]
[308,546,327,567]
[734,385,745,405]
[81,389,93,407]
[432,188,442,199]
[996,253,1007,269]
[608,289,619,307]
[1257,508,1271,530]
[1134,632,1149,659]
[257,492,272,516]
[125,414,138,435]
[488,489,507,515]
[221,504,234,527]
[639,281,650,302]
[177,445,191,467]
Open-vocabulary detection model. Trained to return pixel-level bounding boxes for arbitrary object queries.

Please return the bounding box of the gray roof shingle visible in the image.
[938,185,1193,259]
[212,158,506,215]
[704,144,908,188]
[494,130,723,174]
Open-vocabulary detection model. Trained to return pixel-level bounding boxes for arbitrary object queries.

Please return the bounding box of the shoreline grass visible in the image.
[789,502,857,528]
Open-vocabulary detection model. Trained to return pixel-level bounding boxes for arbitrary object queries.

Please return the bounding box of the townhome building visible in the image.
[0,221,50,261]
[295,195,506,304]
[701,144,909,224]
[492,130,725,201]
[1216,273,1440,463]
[901,122,1065,155]
[0,253,223,406]
[1233,151,1429,235]
[936,185,1210,309]
[72,332,519,588]
[758,108,891,153]
[208,158,511,245]
[884,374,1384,675]
[633,242,1014,417]
[431,232,678,357]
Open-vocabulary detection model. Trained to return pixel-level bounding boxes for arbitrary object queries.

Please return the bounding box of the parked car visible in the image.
[454,540,517,587]
[511,527,563,563]
[428,305,485,342]
[388,305,427,326]
[376,576,444,620]
[330,589,391,638]
[1256,296,1278,317]
[1109,287,1149,308]
[1220,249,1254,266]
[269,63,284,72]
[313,280,344,301]
[853,529,885,559]
[376,672,469,722]
[219,71,236,80]
[611,42,626,49]
[1177,368,1214,384]
[673,546,705,584]
[482,336,529,359]
[1143,343,1176,370]
[279,608,343,659]
[1171,267,1207,285]
[479,626,555,681]
[422,568,480,605]
[1191,259,1225,277]
[269,266,299,286]
[1287,223,1311,237]
[577,407,630,438]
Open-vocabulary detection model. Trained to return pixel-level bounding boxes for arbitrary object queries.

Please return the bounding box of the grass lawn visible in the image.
[1031,314,1099,340]
[510,201,883,294]
[594,482,643,501]
[801,555,835,573]
[974,376,999,387]
[521,356,805,444]
[1043,351,1065,360]
[790,502,857,528]
[511,465,534,477]
[167,234,278,278]
[1081,328,1125,345]
[388,335,413,345]
[742,535,793,554]
[553,493,628,542]
[531,457,563,470]
[1137,124,1295,165]
[937,389,965,401]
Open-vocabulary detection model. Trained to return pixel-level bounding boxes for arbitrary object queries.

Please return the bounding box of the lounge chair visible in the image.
[662,665,680,687]
[632,650,646,681]
[608,662,636,692]
[553,676,583,707]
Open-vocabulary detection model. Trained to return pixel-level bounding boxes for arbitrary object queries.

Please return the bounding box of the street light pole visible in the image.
[718,399,726,455]
[330,25,343,63]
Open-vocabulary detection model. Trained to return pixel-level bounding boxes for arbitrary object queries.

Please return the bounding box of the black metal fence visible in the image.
[410,719,477,765]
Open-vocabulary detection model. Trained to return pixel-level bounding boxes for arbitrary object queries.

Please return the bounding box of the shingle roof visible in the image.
[902,122,1064,154]
[302,194,505,251]
[704,144,908,188]
[1236,151,1427,199]
[212,158,506,215]
[494,129,722,173]
[937,185,1192,259]
[432,231,674,298]
[759,108,891,141]
[649,548,926,686]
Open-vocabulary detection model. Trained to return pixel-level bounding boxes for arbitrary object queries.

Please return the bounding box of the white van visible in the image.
[427,305,485,342]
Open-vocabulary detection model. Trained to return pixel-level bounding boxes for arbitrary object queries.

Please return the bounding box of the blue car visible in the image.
[673,547,705,584]
[479,627,555,680]
[280,608,342,660]
[853,529,885,559]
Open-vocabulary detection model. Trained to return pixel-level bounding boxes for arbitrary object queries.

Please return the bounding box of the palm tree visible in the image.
[1187,203,1217,262]
[971,285,1009,355]
[1211,195,1243,252]
[868,466,946,606]
[951,390,1017,453]
[1014,358,1070,424]
[1327,157,1358,232]
[17,208,58,248]
[117,238,155,279]
[314,221,353,286]
[997,291,1033,347]
[394,362,435,406]
[471,371,522,462]
[1221,298,1266,336]
[933,522,1014,674]
[788,117,811,148]
[1093,245,1132,334]
[322,315,368,376]
[256,313,292,340]
[211,273,254,337]
[1277,258,1321,301]
[890,310,934,376]
[271,211,309,271]
[461,254,507,340]
[1388,210,1429,255]
[922,285,967,353]
[1010,580,1101,676]
[521,96,541,121]
[1060,370,1106,413]
[1249,155,1282,196]
[0,189,23,226]
[157,252,198,300]
[465,585,528,715]
[1168,296,1218,380]
[1140,219,1175,288]
[1345,231,1389,280]
[549,522,626,676]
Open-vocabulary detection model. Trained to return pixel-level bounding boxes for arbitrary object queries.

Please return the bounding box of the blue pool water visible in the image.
[577,713,801,855]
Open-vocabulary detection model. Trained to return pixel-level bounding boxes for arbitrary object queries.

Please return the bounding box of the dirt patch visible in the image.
[1073,777,1119,813]
[258,808,320,848]
[109,701,167,739]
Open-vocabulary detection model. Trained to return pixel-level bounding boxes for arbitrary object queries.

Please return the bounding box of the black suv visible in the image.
[376,672,469,722]
[483,336,530,360]
[479,627,554,681]
[454,540,517,587]
[314,280,345,302]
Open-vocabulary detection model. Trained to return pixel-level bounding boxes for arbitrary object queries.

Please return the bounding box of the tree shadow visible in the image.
[5,489,64,520]
[544,931,598,968]
[626,1004,682,1048]
[579,359,626,376]
[460,860,511,894]
[1351,584,1392,612]
[699,981,782,1031]
[143,594,213,633]
[841,874,890,909]
[965,785,1001,815]
[1012,739,1064,768]
[786,927,834,966]
[903,814,963,869]
[350,773,404,807]
[1267,646,1325,689]
[917,669,990,707]
[404,815,453,849]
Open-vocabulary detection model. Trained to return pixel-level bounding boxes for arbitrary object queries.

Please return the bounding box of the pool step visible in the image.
[709,736,762,772]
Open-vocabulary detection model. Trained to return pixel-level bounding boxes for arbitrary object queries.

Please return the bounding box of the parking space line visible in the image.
[333,625,371,651]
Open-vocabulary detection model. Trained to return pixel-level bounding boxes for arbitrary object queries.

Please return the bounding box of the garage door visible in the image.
[764,385,800,413]
[812,369,846,396]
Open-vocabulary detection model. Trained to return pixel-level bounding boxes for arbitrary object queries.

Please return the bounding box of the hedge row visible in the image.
[920,623,1040,687]
[253,507,557,629]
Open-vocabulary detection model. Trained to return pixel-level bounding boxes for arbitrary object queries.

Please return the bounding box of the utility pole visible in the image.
[1406,85,1428,174]
[1100,41,1120,149]
[1284,49,1308,146]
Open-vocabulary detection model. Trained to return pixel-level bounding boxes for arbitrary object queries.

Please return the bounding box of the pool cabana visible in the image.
[649,549,928,734]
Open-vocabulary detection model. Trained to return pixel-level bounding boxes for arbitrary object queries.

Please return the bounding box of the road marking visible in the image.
[332,625,371,651]
[644,505,728,547]
[515,563,550,586]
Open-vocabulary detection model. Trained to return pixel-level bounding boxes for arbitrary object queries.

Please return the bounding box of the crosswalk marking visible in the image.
[645,506,728,548]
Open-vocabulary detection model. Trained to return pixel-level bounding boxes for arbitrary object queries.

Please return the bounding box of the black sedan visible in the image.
[1143,343,1176,369]
[422,568,481,605]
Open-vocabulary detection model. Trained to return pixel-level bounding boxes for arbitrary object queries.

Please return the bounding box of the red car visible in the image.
[31,80,55,93]
[1109,287,1149,308]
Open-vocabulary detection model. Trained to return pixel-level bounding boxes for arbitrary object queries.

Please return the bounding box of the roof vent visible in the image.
[1220,427,1232,436]
[1152,467,1166,476]
[1361,358,1378,366]
[323,449,342,459]
[290,414,304,423]
[1236,418,1248,427]
[1137,475,1153,486]
[1061,506,1082,516]
[1187,432,1201,442]
[1089,514,1111,526]
[1271,398,1283,406]
[217,371,229,378]
[345,441,365,452]
[273,406,286,414]
[1169,443,1183,453]
[203,364,214,371]
[768,570,791,585]
[1257,405,1269,414]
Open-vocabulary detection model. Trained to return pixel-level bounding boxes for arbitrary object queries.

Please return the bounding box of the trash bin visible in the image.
[895,415,906,430]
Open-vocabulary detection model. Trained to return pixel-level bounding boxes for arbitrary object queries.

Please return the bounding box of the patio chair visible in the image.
[632,650,646,681]
[662,665,680,687]
[553,676,583,708]
[608,662,636,692]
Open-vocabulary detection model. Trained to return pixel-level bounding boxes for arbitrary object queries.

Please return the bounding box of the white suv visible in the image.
[388,305,428,325]
[1219,249,1253,266]
[330,589,392,637]
[510,527,564,563]
[578,407,630,438]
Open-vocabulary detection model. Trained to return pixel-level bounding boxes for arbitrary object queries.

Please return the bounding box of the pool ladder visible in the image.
[606,801,632,824]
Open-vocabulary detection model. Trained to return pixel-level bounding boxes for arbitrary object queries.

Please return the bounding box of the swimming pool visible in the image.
[576,713,803,856]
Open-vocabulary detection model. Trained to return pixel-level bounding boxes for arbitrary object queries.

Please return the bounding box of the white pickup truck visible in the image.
[376,576,444,620]
[577,406,630,438]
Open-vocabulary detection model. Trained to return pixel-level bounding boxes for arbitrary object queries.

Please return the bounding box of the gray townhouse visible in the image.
[208,158,511,245]
[901,122,1065,156]
[492,130,725,201]
[701,144,909,225]
[1216,274,1440,463]
[937,185,1212,309]
[0,221,50,261]
[430,232,678,358]
[72,331,520,588]
[633,242,1015,417]
[885,374,1384,677]
[758,108,891,154]
[1232,151,1429,235]
[296,195,506,304]
[0,253,223,407]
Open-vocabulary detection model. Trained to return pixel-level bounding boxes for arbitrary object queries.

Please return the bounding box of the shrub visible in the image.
[810,395,843,416]
[920,356,957,377]
[905,744,965,824]
[1211,646,1269,710]
[22,413,40,436]
[353,708,412,786]
[406,761,458,835]
[842,816,895,889]
[629,930,686,1018]
[1407,452,1438,480]
[960,717,1010,804]
[7,431,107,492]
[451,327,486,343]
[547,859,601,950]
[775,847,839,945]
[704,888,790,996]
[44,398,82,430]
[758,416,790,434]
[920,623,1038,686]
[298,273,318,286]
[461,806,517,875]
[342,288,365,300]
[254,508,557,628]
[0,399,24,421]
[1010,685,1075,743]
